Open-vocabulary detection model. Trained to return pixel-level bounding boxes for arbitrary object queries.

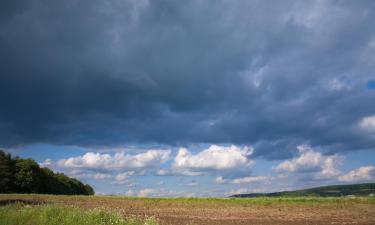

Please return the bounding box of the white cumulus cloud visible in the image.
[216,175,269,184]
[137,188,161,197]
[339,166,375,182]
[66,171,113,181]
[58,150,171,171]
[114,171,135,184]
[172,145,253,175]
[359,115,375,132]
[274,145,342,180]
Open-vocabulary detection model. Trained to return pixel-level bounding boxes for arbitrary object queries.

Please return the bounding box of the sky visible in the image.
[1,0,375,197]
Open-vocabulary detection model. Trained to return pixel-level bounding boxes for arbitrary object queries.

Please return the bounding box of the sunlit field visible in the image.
[1,194,375,225]
[0,203,158,225]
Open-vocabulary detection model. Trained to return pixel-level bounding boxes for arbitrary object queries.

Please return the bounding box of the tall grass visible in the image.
[0,203,158,225]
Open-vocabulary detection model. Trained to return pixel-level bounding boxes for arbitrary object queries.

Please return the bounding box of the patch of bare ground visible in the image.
[1,195,374,225]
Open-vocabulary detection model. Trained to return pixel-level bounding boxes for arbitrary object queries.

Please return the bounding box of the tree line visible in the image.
[0,150,94,195]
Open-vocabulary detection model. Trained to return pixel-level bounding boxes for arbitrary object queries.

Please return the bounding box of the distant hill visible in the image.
[230,183,375,198]
[0,150,94,195]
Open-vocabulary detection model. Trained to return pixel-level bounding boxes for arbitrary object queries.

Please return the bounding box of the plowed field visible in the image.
[1,195,374,225]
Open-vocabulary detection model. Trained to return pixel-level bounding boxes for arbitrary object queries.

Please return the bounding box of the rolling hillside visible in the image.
[230,183,375,198]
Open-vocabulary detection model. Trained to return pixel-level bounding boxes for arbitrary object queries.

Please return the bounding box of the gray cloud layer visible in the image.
[1,0,375,159]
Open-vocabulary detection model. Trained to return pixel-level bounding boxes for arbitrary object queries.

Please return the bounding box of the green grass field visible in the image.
[0,203,158,225]
[2,193,375,205]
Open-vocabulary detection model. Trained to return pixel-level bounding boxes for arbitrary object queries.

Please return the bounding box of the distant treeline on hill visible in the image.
[230,183,375,198]
[0,150,94,195]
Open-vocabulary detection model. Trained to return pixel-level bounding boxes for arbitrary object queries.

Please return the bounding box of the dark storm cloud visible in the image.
[1,0,375,158]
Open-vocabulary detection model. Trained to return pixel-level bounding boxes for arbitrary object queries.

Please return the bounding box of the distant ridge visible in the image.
[230,183,375,198]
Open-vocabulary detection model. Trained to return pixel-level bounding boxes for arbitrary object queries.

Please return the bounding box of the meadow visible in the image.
[1,194,375,225]
[0,203,158,225]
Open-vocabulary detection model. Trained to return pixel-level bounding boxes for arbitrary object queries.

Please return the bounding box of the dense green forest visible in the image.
[230,183,375,198]
[0,150,94,195]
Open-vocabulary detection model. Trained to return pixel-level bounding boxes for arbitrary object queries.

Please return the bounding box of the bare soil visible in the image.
[1,195,374,225]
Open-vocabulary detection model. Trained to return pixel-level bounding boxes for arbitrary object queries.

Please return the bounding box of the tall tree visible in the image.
[0,150,94,195]
[0,150,14,193]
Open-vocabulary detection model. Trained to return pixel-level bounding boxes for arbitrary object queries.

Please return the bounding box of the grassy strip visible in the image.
[1,194,375,205]
[0,203,158,225]
[0,194,375,207]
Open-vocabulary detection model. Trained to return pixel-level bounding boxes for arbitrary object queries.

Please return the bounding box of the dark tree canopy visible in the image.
[0,150,94,195]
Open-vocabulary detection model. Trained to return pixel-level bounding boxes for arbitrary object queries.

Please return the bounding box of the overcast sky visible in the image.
[1,0,375,196]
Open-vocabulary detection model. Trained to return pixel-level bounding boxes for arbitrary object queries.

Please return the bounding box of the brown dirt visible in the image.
[1,195,374,225]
